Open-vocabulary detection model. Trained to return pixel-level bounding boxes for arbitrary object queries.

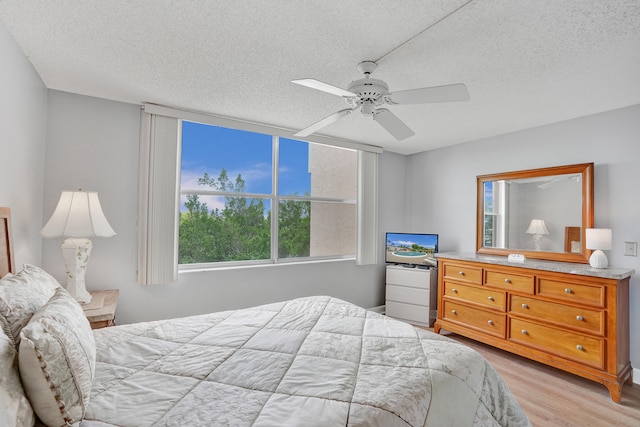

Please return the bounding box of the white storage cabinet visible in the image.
[385,265,437,326]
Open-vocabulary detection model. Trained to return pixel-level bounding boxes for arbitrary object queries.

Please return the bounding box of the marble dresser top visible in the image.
[436,252,635,280]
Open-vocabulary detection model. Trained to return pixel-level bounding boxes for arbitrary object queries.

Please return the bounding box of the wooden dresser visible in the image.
[434,253,634,403]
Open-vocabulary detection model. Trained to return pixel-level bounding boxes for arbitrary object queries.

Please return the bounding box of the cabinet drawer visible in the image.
[444,282,506,311]
[386,267,429,289]
[386,301,430,324]
[510,318,603,369]
[443,263,482,284]
[485,270,534,294]
[510,295,604,335]
[386,284,430,306]
[536,278,604,307]
[442,300,506,338]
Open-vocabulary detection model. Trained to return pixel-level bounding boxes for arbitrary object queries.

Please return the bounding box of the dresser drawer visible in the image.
[485,270,534,294]
[444,282,506,311]
[510,318,603,369]
[536,278,604,308]
[443,263,483,284]
[386,267,430,289]
[386,284,430,306]
[442,300,506,338]
[510,295,604,335]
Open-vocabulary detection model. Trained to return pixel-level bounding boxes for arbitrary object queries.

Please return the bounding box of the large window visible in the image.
[178,121,357,267]
[138,105,379,284]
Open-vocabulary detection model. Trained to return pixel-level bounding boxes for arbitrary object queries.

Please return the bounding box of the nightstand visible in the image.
[385,265,437,327]
[82,289,119,329]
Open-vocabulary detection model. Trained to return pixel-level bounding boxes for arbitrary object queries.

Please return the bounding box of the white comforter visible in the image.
[81,296,530,426]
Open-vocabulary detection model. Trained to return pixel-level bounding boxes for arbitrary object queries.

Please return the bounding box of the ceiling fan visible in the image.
[292,61,470,141]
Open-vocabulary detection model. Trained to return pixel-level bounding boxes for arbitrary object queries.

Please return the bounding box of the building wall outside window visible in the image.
[309,143,356,257]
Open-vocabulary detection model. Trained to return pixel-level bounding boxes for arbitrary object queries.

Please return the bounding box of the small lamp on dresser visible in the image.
[40,190,116,303]
[525,219,549,251]
[586,228,612,269]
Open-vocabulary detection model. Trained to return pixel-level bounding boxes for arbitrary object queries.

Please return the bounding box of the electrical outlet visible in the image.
[624,242,637,257]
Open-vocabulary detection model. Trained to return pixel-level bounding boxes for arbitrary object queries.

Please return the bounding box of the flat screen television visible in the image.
[385,232,438,268]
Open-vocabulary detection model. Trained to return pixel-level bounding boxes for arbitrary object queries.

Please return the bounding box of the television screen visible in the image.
[385,232,438,267]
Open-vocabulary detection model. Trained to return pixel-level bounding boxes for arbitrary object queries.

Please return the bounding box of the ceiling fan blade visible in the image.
[387,83,470,104]
[374,109,415,141]
[294,108,355,137]
[291,79,356,98]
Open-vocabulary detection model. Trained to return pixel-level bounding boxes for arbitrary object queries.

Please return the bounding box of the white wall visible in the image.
[0,21,47,268]
[42,90,405,324]
[405,104,640,372]
[378,151,407,236]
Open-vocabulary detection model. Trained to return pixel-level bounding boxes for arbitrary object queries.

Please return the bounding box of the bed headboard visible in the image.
[0,207,15,277]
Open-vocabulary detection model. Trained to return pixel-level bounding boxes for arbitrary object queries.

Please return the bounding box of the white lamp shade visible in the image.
[40,191,116,238]
[525,219,549,235]
[585,228,612,250]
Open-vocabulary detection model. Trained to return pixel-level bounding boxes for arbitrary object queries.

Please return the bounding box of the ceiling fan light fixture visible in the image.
[361,102,375,116]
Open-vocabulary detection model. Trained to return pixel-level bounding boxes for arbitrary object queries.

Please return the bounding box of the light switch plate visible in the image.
[624,242,637,257]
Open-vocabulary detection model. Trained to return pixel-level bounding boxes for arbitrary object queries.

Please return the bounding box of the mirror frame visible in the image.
[476,163,594,263]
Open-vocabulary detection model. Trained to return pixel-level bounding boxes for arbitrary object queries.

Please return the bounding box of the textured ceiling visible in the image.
[1,0,639,155]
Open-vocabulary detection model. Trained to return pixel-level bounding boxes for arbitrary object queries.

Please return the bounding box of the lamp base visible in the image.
[532,234,543,251]
[60,238,93,304]
[589,249,609,269]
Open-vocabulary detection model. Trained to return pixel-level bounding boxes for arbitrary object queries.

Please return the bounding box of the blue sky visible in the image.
[386,233,438,250]
[180,121,311,210]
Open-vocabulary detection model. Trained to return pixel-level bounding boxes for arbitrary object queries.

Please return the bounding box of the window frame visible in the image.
[483,180,508,248]
[138,104,380,284]
[178,129,358,269]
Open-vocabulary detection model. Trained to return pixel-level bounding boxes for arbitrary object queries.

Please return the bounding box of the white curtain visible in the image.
[356,151,379,265]
[137,112,181,284]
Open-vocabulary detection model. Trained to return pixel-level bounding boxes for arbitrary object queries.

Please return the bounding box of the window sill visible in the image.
[178,256,356,274]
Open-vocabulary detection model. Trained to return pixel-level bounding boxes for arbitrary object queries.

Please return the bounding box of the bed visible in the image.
[0,208,531,426]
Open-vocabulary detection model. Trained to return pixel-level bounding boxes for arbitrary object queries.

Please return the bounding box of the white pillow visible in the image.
[0,327,35,427]
[19,287,96,427]
[0,264,62,347]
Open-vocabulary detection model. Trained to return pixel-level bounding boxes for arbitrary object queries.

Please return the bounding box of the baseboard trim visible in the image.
[368,305,385,314]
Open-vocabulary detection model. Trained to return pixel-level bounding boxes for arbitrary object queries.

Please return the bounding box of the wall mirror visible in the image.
[476,163,594,263]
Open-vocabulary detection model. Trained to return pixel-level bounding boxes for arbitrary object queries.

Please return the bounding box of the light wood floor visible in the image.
[440,331,640,426]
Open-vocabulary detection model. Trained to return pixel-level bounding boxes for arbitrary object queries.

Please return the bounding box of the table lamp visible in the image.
[525,219,549,251]
[40,190,116,303]
[586,228,612,269]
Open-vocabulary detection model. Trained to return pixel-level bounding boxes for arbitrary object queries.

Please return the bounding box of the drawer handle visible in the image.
[451,310,457,315]
[488,296,494,301]
[504,278,512,284]
[521,329,528,335]
[487,320,494,325]
[576,315,584,321]
[451,288,458,293]
[521,303,529,309]
[459,271,465,276]
[565,288,573,294]
[576,345,584,351]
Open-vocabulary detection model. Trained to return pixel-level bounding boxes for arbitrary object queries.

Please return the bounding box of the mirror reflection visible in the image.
[477,163,594,263]
[482,173,582,252]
